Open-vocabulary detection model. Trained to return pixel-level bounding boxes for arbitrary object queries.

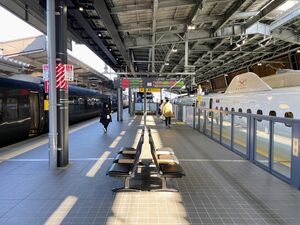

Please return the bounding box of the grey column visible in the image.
[47,0,57,168]
[55,0,68,167]
[128,88,132,116]
[144,90,147,128]
[117,88,123,121]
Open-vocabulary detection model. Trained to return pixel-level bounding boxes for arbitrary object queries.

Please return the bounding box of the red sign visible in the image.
[44,80,49,93]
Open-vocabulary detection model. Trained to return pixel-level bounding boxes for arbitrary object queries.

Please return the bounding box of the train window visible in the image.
[231,108,235,111]
[220,107,223,111]
[215,107,218,110]
[5,98,18,121]
[247,109,252,114]
[225,107,228,111]
[257,109,263,122]
[284,112,294,127]
[209,98,213,109]
[269,111,276,116]
[238,108,242,112]
[0,98,2,122]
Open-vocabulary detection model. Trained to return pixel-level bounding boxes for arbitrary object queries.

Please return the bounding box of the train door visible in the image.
[29,93,40,134]
[209,98,213,109]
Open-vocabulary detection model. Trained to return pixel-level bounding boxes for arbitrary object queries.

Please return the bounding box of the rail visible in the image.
[174,104,300,189]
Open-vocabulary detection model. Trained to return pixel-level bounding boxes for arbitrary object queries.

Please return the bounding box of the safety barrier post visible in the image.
[248,116,256,162]
[230,113,234,151]
[210,111,213,138]
[291,122,300,189]
[219,111,223,144]
[193,105,196,129]
[203,110,207,135]
[269,120,274,173]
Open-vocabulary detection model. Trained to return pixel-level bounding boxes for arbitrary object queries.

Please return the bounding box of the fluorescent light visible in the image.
[171,48,178,53]
[108,48,112,51]
[257,63,262,66]
[297,50,300,53]
[79,6,84,11]
[277,1,297,11]
[187,24,196,30]
[165,62,169,66]
[98,33,102,37]
[224,74,228,77]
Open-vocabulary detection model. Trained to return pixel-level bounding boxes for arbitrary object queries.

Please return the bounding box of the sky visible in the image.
[0,6,115,79]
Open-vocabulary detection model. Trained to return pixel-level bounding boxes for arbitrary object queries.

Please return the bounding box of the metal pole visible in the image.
[47,0,57,168]
[184,31,189,72]
[56,0,68,167]
[144,89,147,128]
[128,88,132,116]
[117,87,123,121]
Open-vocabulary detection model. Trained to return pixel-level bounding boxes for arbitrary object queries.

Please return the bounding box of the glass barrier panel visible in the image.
[233,115,248,155]
[221,112,231,147]
[205,111,212,135]
[212,111,220,140]
[200,110,204,132]
[255,120,270,167]
[195,109,199,129]
[273,122,292,178]
[186,106,194,127]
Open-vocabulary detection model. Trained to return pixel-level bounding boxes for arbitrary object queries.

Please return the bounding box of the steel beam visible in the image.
[94,1,135,75]
[213,0,247,32]
[270,6,300,30]
[110,0,197,14]
[152,0,158,73]
[244,0,288,29]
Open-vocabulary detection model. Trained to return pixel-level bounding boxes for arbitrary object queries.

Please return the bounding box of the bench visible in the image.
[106,129,144,192]
[148,128,185,192]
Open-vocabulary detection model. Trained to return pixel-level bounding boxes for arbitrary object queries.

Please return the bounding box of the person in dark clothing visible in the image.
[100,103,112,133]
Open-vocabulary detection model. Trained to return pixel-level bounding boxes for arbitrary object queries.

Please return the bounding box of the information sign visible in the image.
[121,79,143,88]
[153,80,184,88]
[139,88,160,92]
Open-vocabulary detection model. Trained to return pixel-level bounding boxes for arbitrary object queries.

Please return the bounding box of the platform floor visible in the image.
[0,111,300,225]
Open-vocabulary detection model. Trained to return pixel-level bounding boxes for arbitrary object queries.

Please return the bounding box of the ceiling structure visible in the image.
[1,0,300,88]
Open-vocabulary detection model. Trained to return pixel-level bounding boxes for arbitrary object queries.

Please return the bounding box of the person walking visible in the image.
[163,97,173,128]
[158,99,164,123]
[100,102,112,133]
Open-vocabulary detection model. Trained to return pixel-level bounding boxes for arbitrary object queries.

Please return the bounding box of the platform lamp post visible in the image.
[46,0,57,168]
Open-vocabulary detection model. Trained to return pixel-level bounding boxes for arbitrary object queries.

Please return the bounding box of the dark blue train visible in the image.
[0,77,118,147]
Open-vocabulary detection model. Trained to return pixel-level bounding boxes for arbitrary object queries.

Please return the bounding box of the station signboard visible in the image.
[121,78,143,88]
[153,80,184,88]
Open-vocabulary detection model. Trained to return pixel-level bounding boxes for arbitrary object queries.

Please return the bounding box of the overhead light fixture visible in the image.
[171,48,178,53]
[98,33,102,37]
[257,62,262,66]
[165,62,169,66]
[206,80,210,82]
[187,24,196,30]
[224,74,228,77]
[108,48,112,51]
[297,50,300,53]
[79,6,84,11]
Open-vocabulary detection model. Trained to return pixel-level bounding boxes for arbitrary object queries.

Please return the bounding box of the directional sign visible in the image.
[139,88,160,92]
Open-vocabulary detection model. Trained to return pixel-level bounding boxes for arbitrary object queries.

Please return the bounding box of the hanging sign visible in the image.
[42,64,49,81]
[65,64,74,81]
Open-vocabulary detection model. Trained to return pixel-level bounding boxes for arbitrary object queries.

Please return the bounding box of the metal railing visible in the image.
[175,105,300,189]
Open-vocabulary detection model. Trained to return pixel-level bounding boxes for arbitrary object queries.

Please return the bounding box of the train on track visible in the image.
[0,77,126,147]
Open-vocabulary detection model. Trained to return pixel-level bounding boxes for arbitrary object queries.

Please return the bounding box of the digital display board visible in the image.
[121,79,143,88]
[153,80,184,88]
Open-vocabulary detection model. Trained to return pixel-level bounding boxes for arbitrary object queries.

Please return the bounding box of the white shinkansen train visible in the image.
[180,71,300,119]
[176,71,300,174]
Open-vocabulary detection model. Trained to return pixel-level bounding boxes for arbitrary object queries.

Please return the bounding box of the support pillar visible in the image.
[55,0,68,167]
[144,90,147,128]
[117,88,123,121]
[47,0,57,168]
[128,88,133,116]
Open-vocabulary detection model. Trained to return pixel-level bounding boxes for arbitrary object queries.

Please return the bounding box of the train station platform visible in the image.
[0,111,300,225]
